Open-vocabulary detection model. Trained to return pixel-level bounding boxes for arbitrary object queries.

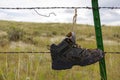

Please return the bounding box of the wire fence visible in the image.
[0,7,120,10]
[0,51,120,54]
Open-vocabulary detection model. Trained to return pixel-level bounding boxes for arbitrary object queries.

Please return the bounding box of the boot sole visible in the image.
[52,61,73,70]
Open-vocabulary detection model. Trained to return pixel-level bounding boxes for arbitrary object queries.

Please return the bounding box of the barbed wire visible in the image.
[0,52,50,54]
[0,51,119,54]
[105,52,120,54]
[0,7,120,10]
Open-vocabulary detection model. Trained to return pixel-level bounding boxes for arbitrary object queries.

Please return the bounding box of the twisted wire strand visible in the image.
[0,51,119,54]
[0,7,120,10]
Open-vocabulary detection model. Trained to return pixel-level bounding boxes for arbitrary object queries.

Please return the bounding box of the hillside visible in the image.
[0,20,120,80]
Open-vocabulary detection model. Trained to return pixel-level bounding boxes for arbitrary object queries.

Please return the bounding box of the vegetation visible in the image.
[0,20,120,80]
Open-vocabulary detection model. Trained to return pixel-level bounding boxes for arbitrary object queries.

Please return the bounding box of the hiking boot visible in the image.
[50,32,105,70]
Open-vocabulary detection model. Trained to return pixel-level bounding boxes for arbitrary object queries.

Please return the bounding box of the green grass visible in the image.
[0,20,120,80]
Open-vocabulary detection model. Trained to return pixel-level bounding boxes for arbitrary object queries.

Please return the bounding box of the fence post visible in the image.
[91,0,107,80]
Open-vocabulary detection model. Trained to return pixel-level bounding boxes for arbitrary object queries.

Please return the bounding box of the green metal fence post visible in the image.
[91,0,107,80]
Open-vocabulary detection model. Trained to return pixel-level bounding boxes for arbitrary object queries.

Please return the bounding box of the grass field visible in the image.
[0,20,120,80]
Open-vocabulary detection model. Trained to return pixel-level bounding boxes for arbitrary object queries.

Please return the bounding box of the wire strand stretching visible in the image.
[0,52,50,54]
[0,7,120,10]
[0,52,120,54]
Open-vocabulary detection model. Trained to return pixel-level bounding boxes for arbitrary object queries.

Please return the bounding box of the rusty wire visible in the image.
[0,51,119,54]
[0,7,120,10]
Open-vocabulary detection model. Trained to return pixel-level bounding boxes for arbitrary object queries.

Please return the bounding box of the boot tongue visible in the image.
[66,32,76,44]
[71,32,76,44]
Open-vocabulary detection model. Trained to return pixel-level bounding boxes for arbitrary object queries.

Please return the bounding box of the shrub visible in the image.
[0,30,9,47]
[52,31,57,35]
[22,35,33,44]
[7,27,24,41]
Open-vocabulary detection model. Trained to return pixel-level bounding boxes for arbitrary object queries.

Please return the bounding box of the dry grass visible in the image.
[0,20,120,80]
